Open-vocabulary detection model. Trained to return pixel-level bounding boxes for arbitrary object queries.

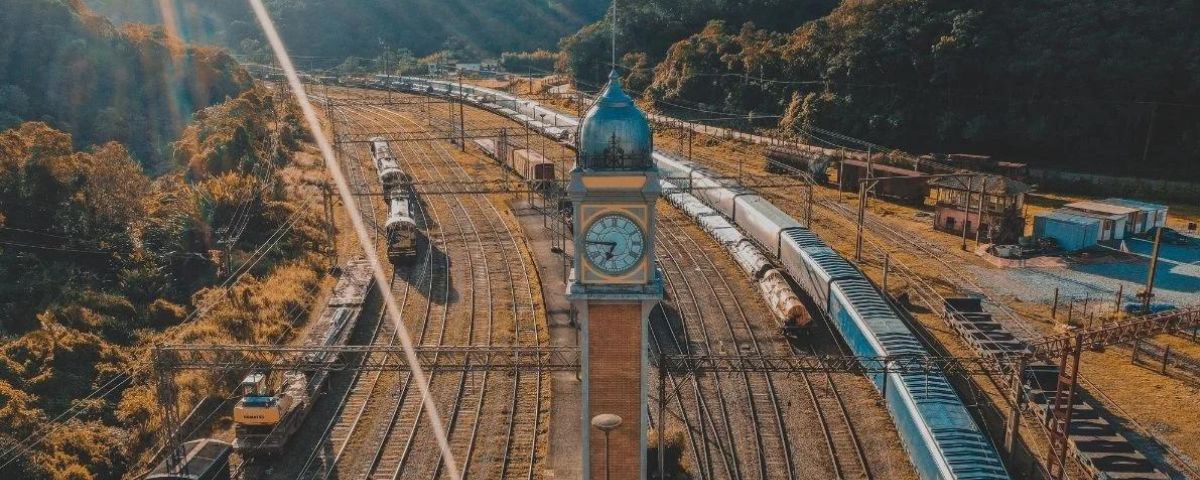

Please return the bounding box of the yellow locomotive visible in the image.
[231,260,374,455]
[232,372,290,426]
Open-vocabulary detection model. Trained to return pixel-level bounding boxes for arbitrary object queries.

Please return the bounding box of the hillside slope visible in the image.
[558,0,836,88]
[0,0,252,172]
[560,0,1200,179]
[87,0,609,62]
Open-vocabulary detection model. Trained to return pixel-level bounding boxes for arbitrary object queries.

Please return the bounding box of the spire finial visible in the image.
[610,0,617,69]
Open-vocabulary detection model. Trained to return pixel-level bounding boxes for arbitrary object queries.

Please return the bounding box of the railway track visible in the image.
[440,90,887,480]
[375,102,546,479]
[335,85,904,479]
[289,105,444,480]
[309,97,546,479]
[663,213,792,479]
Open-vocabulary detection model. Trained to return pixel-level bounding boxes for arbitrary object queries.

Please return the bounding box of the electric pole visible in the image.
[1141,226,1163,314]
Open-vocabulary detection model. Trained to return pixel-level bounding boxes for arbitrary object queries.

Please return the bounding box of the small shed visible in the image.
[1099,198,1169,235]
[1062,200,1132,241]
[1034,210,1102,253]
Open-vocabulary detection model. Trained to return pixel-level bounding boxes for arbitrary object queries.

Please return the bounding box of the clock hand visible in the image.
[585,240,617,247]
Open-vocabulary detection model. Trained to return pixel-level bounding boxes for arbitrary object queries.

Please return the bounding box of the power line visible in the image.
[0,199,315,470]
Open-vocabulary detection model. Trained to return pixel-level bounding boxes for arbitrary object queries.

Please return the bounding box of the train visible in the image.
[655,153,1011,480]
[472,138,557,187]
[368,136,418,261]
[148,260,375,478]
[232,259,375,455]
[378,75,1012,479]
[764,144,834,181]
[375,75,578,144]
[765,144,929,203]
[147,439,232,480]
[662,182,810,329]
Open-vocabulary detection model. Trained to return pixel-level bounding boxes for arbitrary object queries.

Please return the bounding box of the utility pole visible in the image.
[1141,226,1164,314]
[687,128,694,163]
[458,73,466,151]
[1004,355,1026,460]
[882,254,890,292]
[382,41,391,103]
[804,183,813,228]
[975,176,988,247]
[658,362,666,479]
[1046,336,1083,480]
[838,149,846,192]
[961,175,975,251]
[856,181,866,261]
[1141,102,1158,167]
[322,183,337,268]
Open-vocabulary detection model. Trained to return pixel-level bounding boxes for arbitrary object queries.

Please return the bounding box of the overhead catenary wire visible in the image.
[0,199,314,470]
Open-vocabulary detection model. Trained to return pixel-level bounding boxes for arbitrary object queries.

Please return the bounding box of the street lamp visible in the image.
[591,413,623,480]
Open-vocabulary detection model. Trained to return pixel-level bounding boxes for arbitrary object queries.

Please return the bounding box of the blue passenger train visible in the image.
[382,74,1012,480]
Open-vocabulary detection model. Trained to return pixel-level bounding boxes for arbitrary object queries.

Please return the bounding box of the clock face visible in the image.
[584,214,645,274]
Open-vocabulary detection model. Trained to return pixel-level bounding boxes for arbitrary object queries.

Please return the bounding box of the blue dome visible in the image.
[577,70,653,170]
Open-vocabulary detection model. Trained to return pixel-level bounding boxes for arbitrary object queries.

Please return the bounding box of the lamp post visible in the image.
[591,413,623,480]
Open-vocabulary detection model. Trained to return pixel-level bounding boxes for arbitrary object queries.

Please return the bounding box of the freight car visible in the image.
[369,136,405,188]
[232,260,375,455]
[663,183,810,330]
[837,159,929,203]
[385,192,417,261]
[510,148,556,186]
[147,439,232,480]
[764,144,835,182]
[473,138,557,187]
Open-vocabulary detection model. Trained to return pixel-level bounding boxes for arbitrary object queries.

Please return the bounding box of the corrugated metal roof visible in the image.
[1036,209,1103,225]
[1064,208,1127,221]
[1101,197,1168,212]
[1064,200,1138,216]
[928,174,1030,195]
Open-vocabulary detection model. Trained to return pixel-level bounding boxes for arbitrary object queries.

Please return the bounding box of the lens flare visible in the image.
[244,0,462,477]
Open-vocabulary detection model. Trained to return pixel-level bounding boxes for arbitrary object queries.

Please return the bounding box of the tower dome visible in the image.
[577,70,653,170]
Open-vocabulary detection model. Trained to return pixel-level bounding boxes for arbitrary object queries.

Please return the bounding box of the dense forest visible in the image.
[0,94,326,480]
[557,0,836,88]
[556,0,1200,180]
[0,0,252,172]
[86,0,609,64]
[0,1,330,478]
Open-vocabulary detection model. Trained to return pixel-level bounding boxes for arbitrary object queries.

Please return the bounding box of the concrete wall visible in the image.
[1027,168,1200,202]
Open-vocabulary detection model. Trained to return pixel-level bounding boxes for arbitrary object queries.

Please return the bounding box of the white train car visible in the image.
[385,193,417,261]
[368,137,417,260]
[369,136,404,188]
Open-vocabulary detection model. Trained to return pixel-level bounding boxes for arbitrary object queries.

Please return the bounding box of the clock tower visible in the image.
[567,69,663,480]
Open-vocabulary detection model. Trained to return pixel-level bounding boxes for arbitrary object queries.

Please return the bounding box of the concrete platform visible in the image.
[509,198,581,479]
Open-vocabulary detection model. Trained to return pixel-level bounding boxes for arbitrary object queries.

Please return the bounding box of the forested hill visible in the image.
[0,0,252,172]
[86,0,609,62]
[558,0,837,88]
[562,0,1200,180]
